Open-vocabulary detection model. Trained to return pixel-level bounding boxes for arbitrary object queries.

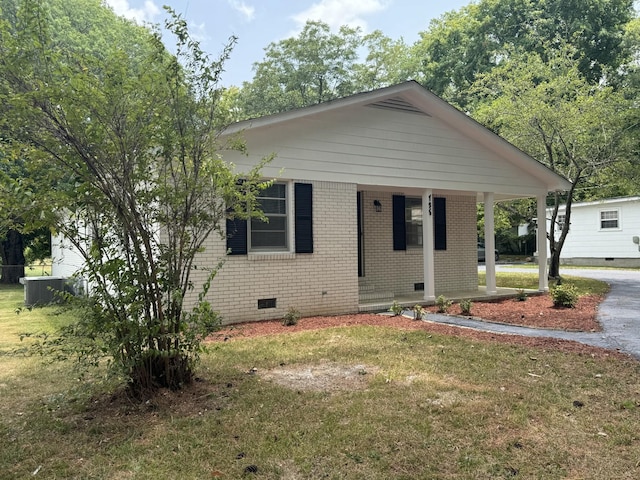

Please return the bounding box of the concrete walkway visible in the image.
[405,266,640,359]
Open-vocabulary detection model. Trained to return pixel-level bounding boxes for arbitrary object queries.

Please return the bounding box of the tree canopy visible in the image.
[409,0,635,106]
[0,0,157,283]
[471,46,634,275]
[237,20,411,118]
[238,21,363,117]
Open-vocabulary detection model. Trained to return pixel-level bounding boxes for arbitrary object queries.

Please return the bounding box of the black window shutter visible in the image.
[392,195,406,251]
[226,215,247,255]
[434,197,447,250]
[295,183,313,253]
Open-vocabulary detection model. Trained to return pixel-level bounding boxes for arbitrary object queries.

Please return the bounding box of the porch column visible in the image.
[483,192,497,295]
[537,194,549,291]
[422,189,436,301]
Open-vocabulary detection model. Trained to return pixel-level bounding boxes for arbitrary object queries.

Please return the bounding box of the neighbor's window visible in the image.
[556,214,566,230]
[405,197,423,247]
[250,183,288,250]
[600,209,619,230]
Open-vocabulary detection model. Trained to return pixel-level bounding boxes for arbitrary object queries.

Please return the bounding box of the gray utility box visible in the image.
[19,276,67,307]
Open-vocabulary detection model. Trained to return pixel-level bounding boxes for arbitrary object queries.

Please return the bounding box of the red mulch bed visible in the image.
[209,293,629,360]
[426,294,603,332]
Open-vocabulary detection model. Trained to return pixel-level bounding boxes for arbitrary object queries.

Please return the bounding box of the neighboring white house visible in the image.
[53,81,571,324]
[550,196,640,267]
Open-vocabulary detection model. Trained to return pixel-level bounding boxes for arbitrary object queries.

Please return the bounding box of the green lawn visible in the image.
[1,279,639,479]
[479,272,611,296]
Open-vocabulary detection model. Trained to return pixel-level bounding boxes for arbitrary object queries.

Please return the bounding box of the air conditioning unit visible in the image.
[19,276,68,307]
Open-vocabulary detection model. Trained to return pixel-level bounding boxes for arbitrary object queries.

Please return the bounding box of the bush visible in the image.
[435,295,452,313]
[515,289,527,301]
[413,304,425,320]
[282,307,301,326]
[550,283,579,308]
[389,300,404,316]
[460,299,473,316]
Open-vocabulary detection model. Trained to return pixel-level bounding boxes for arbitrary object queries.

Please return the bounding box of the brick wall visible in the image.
[360,191,477,296]
[186,180,359,324]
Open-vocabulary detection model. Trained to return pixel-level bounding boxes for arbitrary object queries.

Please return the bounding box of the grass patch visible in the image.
[1,282,637,479]
[503,263,640,272]
[24,261,52,277]
[0,285,75,352]
[479,272,610,296]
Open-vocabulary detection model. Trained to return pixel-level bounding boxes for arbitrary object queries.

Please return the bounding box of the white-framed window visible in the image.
[556,214,566,230]
[600,209,620,230]
[405,197,423,247]
[249,183,288,251]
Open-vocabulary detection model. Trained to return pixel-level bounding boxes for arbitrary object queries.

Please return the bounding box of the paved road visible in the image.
[417,266,640,359]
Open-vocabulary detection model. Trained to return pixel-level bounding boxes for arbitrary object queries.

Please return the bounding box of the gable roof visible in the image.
[223,81,571,196]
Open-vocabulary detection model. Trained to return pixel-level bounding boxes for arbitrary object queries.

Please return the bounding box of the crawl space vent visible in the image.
[258,298,277,309]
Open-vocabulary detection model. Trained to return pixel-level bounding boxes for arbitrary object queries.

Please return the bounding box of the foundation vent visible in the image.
[257,298,277,309]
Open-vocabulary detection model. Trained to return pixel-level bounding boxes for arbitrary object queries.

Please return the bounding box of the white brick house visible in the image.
[187,81,570,323]
[52,81,570,324]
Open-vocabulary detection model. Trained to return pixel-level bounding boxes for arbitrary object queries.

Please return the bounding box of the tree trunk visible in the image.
[0,229,26,284]
[549,248,561,279]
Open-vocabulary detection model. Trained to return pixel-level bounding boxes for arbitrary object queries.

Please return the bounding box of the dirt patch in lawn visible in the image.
[261,363,379,392]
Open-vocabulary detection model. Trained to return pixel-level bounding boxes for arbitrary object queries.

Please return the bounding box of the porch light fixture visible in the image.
[373,199,382,212]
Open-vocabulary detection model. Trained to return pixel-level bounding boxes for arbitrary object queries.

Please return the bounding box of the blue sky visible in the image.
[104,0,472,87]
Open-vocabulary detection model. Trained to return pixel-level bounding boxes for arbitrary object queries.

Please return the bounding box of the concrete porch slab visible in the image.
[358,287,542,313]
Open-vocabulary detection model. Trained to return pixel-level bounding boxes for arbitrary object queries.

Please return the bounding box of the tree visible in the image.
[0,0,162,283]
[409,4,496,106]
[409,0,634,106]
[0,1,267,393]
[471,47,634,277]
[351,30,411,91]
[0,137,54,283]
[238,20,363,117]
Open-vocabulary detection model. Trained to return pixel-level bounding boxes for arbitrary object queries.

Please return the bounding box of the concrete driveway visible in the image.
[554,267,640,359]
[423,266,640,359]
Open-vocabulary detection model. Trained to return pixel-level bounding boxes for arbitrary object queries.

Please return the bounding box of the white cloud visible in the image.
[291,0,389,32]
[104,0,161,24]
[189,22,210,44]
[228,0,256,22]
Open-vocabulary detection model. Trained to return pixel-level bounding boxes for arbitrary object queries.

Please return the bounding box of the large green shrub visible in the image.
[550,283,579,308]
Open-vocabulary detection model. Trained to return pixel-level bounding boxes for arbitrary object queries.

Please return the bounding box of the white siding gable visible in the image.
[223,104,551,199]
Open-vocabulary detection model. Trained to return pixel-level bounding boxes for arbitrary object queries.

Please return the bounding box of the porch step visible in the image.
[359,302,393,313]
[358,290,395,303]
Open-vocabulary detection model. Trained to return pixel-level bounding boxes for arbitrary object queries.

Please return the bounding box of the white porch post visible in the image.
[537,194,549,291]
[422,189,436,301]
[483,192,497,295]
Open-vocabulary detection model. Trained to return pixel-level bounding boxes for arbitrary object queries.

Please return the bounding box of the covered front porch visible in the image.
[357,186,551,311]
